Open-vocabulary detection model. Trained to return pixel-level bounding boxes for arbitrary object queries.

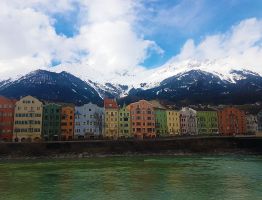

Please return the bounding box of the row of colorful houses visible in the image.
[0,95,262,142]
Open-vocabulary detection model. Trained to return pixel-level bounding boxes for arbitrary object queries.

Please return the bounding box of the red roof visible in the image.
[104,98,118,109]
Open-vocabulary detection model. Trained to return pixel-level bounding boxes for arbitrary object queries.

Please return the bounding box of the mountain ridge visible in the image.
[0,66,262,106]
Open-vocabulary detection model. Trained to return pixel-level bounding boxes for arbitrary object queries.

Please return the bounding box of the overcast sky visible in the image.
[0,0,262,81]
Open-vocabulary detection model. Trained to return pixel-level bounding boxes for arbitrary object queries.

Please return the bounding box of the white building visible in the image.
[246,114,258,135]
[180,107,197,135]
[74,103,104,139]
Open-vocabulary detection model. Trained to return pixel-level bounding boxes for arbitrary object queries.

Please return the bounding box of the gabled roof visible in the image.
[104,98,118,109]
[0,96,17,104]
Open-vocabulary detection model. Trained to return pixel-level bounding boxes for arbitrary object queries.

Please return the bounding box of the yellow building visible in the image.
[13,96,43,142]
[104,99,119,139]
[166,109,180,135]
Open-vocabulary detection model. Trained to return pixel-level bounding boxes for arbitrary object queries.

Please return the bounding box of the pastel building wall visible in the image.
[196,108,219,135]
[155,109,168,136]
[42,103,61,141]
[218,107,246,135]
[166,110,180,135]
[0,96,16,141]
[245,114,258,135]
[13,96,43,142]
[129,100,156,139]
[257,110,262,135]
[61,106,74,140]
[74,103,104,139]
[180,107,197,135]
[104,99,119,139]
[118,105,131,138]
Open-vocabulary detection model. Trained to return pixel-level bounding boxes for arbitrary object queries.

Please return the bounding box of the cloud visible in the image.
[0,1,261,84]
[138,0,212,36]
[172,18,262,74]
[0,0,162,82]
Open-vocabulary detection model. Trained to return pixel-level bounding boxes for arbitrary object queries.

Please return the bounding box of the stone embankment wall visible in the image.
[0,136,261,158]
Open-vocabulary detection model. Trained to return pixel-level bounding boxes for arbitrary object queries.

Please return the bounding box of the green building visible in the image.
[118,105,131,138]
[196,108,219,135]
[155,109,168,137]
[42,103,62,140]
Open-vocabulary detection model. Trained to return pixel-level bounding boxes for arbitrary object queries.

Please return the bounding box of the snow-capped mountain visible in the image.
[136,59,262,89]
[0,70,103,106]
[120,68,262,105]
[0,59,262,105]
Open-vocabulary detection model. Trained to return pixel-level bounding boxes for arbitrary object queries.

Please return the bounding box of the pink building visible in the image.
[129,100,156,139]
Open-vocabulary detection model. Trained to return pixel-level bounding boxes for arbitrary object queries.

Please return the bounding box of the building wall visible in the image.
[166,110,180,135]
[0,96,16,141]
[245,114,258,135]
[257,111,262,134]
[74,103,104,139]
[196,111,219,135]
[42,103,61,141]
[155,109,168,136]
[104,99,119,139]
[218,107,246,135]
[119,105,131,138]
[180,107,197,135]
[104,108,119,138]
[13,96,43,142]
[61,106,74,140]
[130,100,156,139]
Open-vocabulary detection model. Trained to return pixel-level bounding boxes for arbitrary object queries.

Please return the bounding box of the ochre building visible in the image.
[13,96,43,142]
[104,99,119,139]
[166,109,181,135]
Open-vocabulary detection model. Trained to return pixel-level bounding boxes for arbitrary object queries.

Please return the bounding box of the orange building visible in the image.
[61,106,74,140]
[129,100,156,139]
[0,96,16,141]
[218,107,246,135]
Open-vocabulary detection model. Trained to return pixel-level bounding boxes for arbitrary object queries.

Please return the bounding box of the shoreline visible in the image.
[1,151,261,161]
[0,136,261,160]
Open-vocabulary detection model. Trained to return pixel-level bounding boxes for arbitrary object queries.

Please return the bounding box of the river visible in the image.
[0,155,261,200]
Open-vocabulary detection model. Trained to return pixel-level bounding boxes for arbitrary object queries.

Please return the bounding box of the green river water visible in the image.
[0,155,261,200]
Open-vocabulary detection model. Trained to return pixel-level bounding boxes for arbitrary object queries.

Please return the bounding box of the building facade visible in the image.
[118,105,131,138]
[245,114,258,135]
[74,103,104,139]
[218,107,246,135]
[196,108,219,135]
[0,96,16,141]
[129,100,156,139]
[180,107,197,135]
[166,110,180,135]
[42,103,61,141]
[257,110,262,135]
[13,96,43,142]
[104,99,119,139]
[61,106,74,140]
[155,109,168,137]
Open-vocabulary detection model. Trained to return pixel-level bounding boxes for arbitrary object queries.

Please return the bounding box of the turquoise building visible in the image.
[155,108,168,137]
[196,108,219,135]
[118,105,131,138]
[42,103,61,140]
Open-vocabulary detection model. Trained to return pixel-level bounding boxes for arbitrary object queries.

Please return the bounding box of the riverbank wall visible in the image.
[0,136,261,158]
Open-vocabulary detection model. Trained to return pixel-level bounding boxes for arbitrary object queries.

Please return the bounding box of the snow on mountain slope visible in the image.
[137,59,261,89]
[0,70,103,105]
[1,59,262,101]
